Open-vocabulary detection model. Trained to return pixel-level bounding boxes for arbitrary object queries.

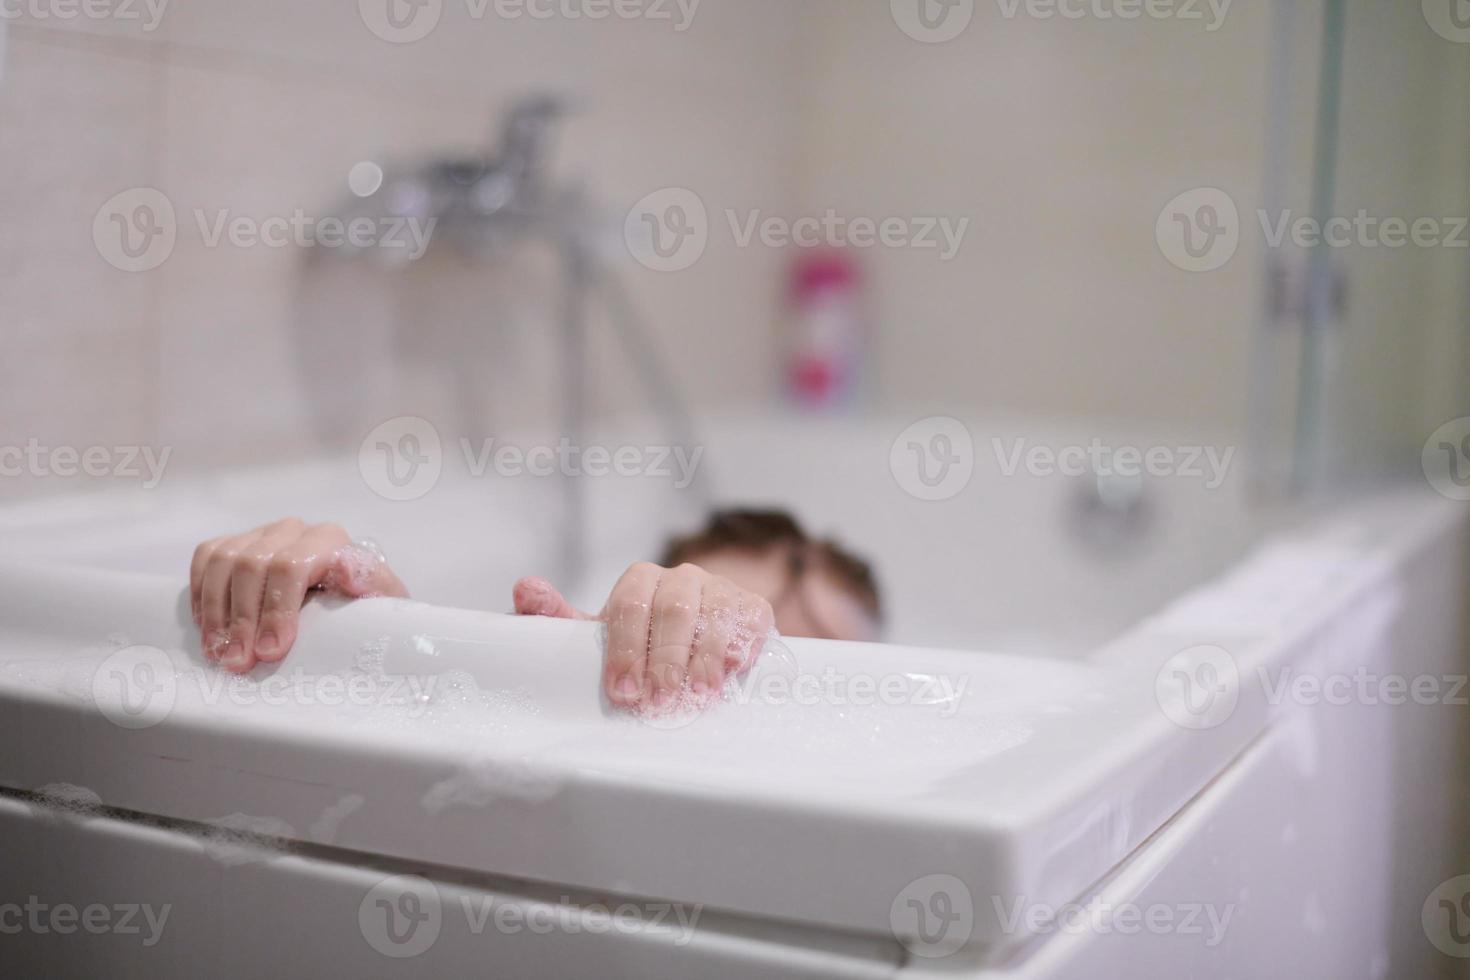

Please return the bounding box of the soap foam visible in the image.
[30,782,104,825]
[325,540,389,596]
[420,756,561,813]
[196,812,297,867]
[308,793,366,843]
[631,630,795,731]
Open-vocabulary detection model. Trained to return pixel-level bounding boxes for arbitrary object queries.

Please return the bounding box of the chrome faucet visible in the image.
[328,94,708,587]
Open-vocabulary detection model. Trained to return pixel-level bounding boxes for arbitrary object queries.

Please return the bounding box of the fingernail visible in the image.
[221,647,252,672]
[255,631,279,658]
[204,630,229,660]
[652,689,672,709]
[691,680,709,697]
[615,675,640,701]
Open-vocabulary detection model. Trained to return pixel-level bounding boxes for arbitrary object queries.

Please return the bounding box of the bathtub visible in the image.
[0,413,1465,978]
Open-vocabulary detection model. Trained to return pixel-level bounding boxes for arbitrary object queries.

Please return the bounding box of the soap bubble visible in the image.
[348,161,385,198]
[30,783,104,826]
[197,813,297,867]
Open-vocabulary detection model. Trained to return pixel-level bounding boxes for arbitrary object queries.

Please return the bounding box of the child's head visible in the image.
[660,509,881,642]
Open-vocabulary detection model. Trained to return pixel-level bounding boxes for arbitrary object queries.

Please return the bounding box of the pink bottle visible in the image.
[786,251,865,409]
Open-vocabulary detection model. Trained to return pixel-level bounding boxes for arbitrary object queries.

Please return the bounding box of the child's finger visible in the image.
[189,537,224,626]
[602,562,661,707]
[222,518,307,673]
[646,565,702,707]
[512,576,594,620]
[688,576,738,697]
[199,531,260,664]
[254,524,354,664]
[324,537,409,599]
[729,593,776,675]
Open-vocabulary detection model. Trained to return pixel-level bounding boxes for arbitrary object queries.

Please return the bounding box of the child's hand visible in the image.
[189,518,409,673]
[514,563,776,712]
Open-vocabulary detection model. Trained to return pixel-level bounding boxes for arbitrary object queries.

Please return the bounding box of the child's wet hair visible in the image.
[660,508,882,623]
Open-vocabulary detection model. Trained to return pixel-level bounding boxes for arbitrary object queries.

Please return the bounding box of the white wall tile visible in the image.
[0,30,160,497]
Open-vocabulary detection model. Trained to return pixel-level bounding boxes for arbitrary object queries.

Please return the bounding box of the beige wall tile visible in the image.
[0,0,172,44]
[792,1,1278,433]
[0,30,160,497]
[3,0,1465,499]
[148,17,802,467]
